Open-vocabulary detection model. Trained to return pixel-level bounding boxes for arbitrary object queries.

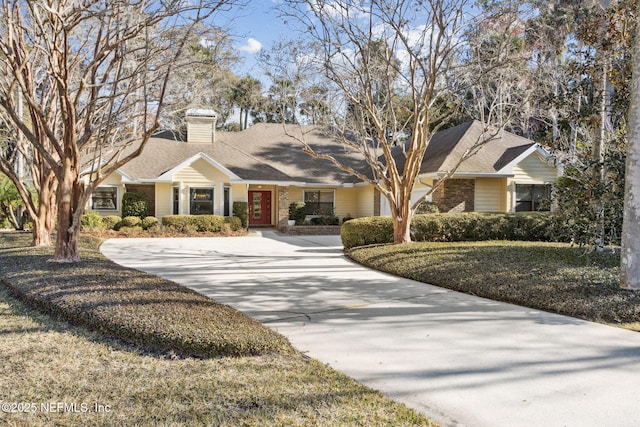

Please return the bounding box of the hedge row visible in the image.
[81,213,244,233]
[341,212,574,249]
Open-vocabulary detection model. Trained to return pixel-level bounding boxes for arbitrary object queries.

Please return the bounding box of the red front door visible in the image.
[248,190,272,226]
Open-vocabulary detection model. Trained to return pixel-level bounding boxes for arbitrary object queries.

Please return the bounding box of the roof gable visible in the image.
[156,152,241,182]
[495,144,554,175]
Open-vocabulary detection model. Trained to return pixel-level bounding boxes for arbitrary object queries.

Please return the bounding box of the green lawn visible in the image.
[0,232,436,426]
[348,240,640,331]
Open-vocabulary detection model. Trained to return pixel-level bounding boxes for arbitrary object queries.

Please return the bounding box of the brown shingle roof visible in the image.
[119,121,540,184]
[391,120,536,175]
[120,124,363,184]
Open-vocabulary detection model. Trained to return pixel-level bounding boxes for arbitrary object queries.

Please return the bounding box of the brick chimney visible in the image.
[185,108,218,143]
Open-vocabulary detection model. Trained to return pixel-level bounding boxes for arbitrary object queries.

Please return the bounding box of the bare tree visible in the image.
[0,102,57,246]
[280,0,526,243]
[0,0,234,262]
[621,2,640,289]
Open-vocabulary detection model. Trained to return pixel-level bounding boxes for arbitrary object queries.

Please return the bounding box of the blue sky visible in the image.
[227,1,290,83]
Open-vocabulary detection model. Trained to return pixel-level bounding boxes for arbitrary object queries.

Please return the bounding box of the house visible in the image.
[89,110,560,228]
[383,120,560,215]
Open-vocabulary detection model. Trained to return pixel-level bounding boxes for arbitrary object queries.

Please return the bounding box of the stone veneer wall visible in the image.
[432,179,475,213]
[277,187,289,228]
[374,189,381,216]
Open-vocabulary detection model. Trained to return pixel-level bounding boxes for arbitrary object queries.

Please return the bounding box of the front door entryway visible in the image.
[248,190,272,226]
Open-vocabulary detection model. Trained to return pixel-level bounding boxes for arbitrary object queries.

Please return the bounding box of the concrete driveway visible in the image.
[100,231,640,427]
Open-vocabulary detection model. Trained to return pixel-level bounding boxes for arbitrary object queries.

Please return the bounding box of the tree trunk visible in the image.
[620,8,640,290]
[51,164,81,263]
[31,174,56,247]
[391,197,413,244]
[393,215,412,244]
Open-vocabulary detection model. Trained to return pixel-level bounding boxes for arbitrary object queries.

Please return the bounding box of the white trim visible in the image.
[156,152,241,182]
[431,172,515,178]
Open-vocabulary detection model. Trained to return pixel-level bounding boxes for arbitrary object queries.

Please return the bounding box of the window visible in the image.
[190,187,214,215]
[515,184,551,212]
[304,190,334,215]
[91,186,117,211]
[172,186,180,215]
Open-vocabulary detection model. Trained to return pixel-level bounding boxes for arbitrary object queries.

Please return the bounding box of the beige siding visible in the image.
[231,183,247,203]
[170,159,232,216]
[286,186,372,219]
[475,178,507,212]
[507,152,558,212]
[174,158,229,183]
[512,153,557,183]
[186,120,215,143]
[335,188,359,219]
[288,187,304,204]
[155,182,173,218]
[355,186,375,218]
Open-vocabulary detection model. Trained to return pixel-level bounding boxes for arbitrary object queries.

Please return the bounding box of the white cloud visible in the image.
[239,38,263,54]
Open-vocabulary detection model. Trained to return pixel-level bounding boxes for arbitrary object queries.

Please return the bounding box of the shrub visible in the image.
[141,216,160,231]
[81,210,105,230]
[120,216,142,228]
[233,201,248,228]
[102,215,122,230]
[310,208,339,225]
[341,216,394,248]
[342,212,574,249]
[162,215,226,232]
[289,201,306,225]
[415,201,440,214]
[121,192,148,219]
[225,216,243,231]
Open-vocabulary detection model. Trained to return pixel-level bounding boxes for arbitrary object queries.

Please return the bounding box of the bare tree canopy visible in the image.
[0,0,236,261]
[277,0,528,243]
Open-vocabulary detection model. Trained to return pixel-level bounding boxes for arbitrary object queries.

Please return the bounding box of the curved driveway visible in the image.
[101,231,640,427]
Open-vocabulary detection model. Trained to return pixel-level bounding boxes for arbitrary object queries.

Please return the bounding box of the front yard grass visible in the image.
[0,287,432,426]
[0,232,290,358]
[0,232,435,426]
[347,241,640,331]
